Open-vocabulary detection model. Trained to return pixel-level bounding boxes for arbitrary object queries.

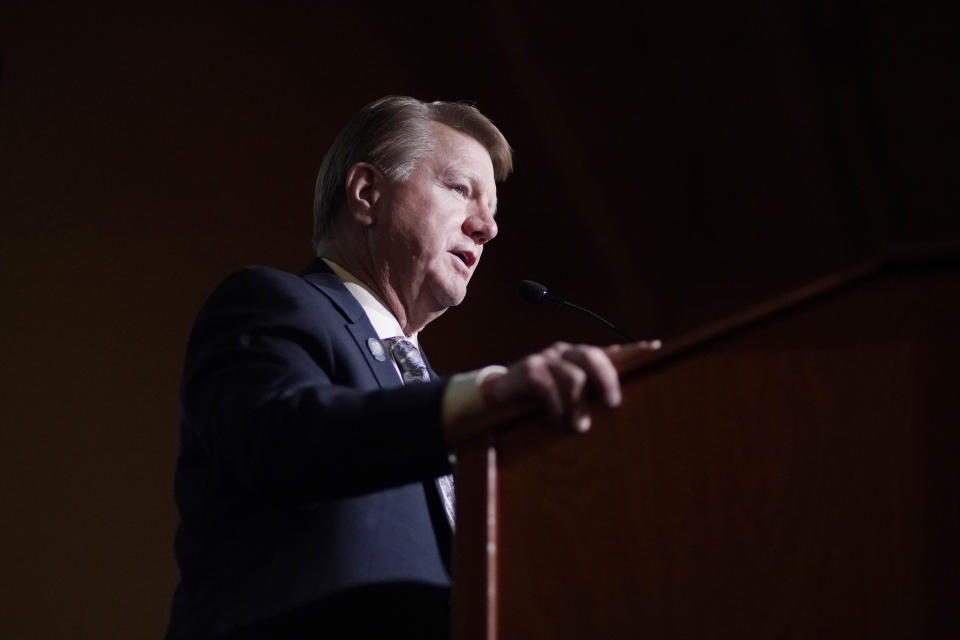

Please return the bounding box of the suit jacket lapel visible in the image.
[300,259,401,391]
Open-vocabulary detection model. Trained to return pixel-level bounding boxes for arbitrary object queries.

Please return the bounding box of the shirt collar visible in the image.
[321,258,418,346]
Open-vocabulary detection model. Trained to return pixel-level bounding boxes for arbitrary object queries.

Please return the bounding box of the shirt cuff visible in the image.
[440,365,508,427]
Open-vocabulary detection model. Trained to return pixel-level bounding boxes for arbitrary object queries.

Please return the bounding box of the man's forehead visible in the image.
[437,161,489,179]
[430,123,491,162]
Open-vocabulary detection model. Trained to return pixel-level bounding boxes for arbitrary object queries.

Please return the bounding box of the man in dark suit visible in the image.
[166,96,639,639]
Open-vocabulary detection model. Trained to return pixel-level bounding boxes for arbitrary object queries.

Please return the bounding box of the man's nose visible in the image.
[464,203,498,244]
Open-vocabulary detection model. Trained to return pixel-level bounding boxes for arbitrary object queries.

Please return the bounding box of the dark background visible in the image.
[1,1,956,637]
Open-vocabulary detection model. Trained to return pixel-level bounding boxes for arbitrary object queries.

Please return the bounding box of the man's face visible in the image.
[373,122,498,325]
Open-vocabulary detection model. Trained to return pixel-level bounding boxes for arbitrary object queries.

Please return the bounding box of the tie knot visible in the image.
[386,337,430,384]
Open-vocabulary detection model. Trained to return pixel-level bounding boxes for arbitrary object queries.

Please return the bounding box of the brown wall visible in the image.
[1,2,956,637]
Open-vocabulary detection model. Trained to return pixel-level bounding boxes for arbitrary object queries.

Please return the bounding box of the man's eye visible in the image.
[452,185,467,196]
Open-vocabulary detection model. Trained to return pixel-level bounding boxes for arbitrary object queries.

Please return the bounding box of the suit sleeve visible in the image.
[180,267,452,502]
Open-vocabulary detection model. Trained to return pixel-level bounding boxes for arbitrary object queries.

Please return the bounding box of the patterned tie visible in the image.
[385,337,456,528]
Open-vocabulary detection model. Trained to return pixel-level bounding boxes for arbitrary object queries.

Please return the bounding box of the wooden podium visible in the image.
[451,253,960,639]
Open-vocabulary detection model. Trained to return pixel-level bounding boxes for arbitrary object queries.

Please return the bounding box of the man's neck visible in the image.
[316,240,441,335]
[321,258,418,343]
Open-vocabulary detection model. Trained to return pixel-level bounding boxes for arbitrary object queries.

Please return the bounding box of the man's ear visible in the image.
[344,162,383,227]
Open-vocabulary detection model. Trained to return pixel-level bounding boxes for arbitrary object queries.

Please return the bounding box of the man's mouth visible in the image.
[450,249,476,268]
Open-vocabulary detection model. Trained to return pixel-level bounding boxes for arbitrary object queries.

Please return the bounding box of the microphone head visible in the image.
[518,280,550,304]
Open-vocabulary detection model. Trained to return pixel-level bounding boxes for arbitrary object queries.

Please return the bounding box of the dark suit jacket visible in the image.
[166,260,454,639]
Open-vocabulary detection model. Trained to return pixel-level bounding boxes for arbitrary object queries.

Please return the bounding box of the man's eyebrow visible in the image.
[437,165,467,180]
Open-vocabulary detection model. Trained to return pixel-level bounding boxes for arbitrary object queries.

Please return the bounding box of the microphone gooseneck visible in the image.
[516,280,637,342]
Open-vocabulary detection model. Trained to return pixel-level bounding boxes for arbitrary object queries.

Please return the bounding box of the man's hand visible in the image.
[480,341,661,433]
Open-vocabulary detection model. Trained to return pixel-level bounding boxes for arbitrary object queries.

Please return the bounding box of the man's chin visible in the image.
[436,291,466,309]
[430,282,468,310]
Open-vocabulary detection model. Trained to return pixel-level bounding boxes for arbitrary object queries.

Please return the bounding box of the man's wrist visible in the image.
[440,365,508,426]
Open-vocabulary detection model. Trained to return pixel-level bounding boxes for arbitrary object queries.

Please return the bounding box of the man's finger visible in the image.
[547,356,587,401]
[540,356,593,432]
[519,354,565,417]
[603,339,662,371]
[562,345,621,407]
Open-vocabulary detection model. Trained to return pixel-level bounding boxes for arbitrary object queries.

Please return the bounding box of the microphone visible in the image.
[517,280,637,342]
